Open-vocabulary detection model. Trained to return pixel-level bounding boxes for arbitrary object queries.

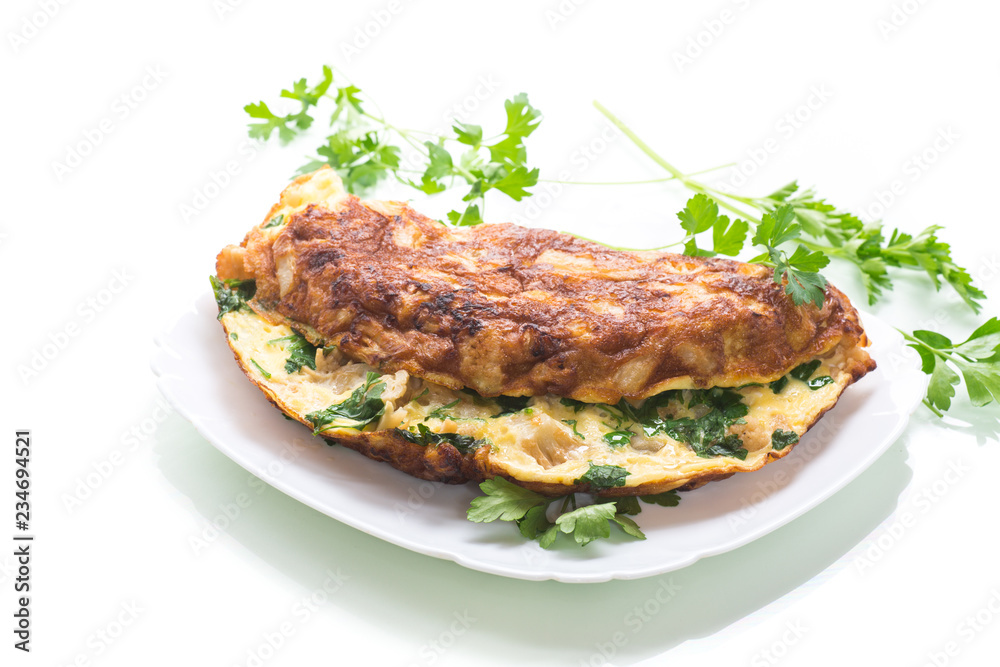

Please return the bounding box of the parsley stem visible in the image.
[923,399,945,418]
[593,101,686,179]
[897,329,951,357]
[593,101,762,223]
[539,163,737,186]
[798,239,850,257]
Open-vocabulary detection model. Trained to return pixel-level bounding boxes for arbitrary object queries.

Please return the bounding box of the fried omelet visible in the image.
[213,168,875,496]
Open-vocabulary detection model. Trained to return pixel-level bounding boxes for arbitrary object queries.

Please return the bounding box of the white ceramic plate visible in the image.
[152,293,926,583]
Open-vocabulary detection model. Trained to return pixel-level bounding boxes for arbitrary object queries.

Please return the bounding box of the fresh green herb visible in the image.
[769,375,789,394]
[408,387,430,404]
[555,389,749,459]
[268,332,318,374]
[229,332,238,340]
[394,423,484,454]
[560,397,589,413]
[748,205,830,308]
[666,420,747,459]
[574,462,630,491]
[593,101,984,313]
[263,213,285,228]
[249,359,271,379]
[641,491,681,507]
[603,430,634,448]
[686,387,743,410]
[902,318,1000,416]
[643,388,749,460]
[562,419,586,440]
[807,375,834,390]
[554,503,622,546]
[771,429,800,451]
[426,399,461,420]
[785,360,834,391]
[790,360,822,382]
[758,182,985,312]
[305,371,386,433]
[210,276,256,319]
[246,66,541,226]
[608,512,646,541]
[675,193,749,258]
[492,395,531,417]
[245,65,334,143]
[613,392,678,427]
[614,496,642,515]
[467,477,550,523]
[467,476,666,548]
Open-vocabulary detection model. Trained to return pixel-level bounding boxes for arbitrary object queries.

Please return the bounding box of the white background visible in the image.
[3,1,1000,665]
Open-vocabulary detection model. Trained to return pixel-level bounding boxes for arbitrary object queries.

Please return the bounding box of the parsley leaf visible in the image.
[651,388,749,460]
[641,491,681,507]
[603,430,634,448]
[453,122,483,147]
[574,462,630,491]
[487,93,542,166]
[790,360,822,382]
[555,503,618,546]
[394,423,484,454]
[467,477,548,523]
[517,504,552,540]
[426,399,460,421]
[787,360,834,391]
[610,513,647,540]
[562,419,586,440]
[752,205,802,248]
[807,375,834,390]
[249,359,271,379]
[467,476,679,548]
[245,66,332,144]
[245,101,299,144]
[713,216,750,257]
[771,429,800,451]
[268,332,318,374]
[560,397,589,413]
[210,276,256,319]
[614,496,642,515]
[903,319,1000,415]
[676,194,748,257]
[751,206,830,308]
[305,372,386,433]
[491,395,531,417]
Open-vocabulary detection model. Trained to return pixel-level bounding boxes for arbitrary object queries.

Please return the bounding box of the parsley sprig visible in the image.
[901,318,1000,416]
[210,276,255,319]
[467,475,679,548]
[593,101,985,314]
[268,332,318,374]
[672,194,830,307]
[305,372,386,434]
[245,66,541,226]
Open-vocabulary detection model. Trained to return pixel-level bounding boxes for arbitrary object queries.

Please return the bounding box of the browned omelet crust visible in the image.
[218,169,870,404]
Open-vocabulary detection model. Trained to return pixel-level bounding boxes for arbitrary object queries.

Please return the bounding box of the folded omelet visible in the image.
[213,168,875,496]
